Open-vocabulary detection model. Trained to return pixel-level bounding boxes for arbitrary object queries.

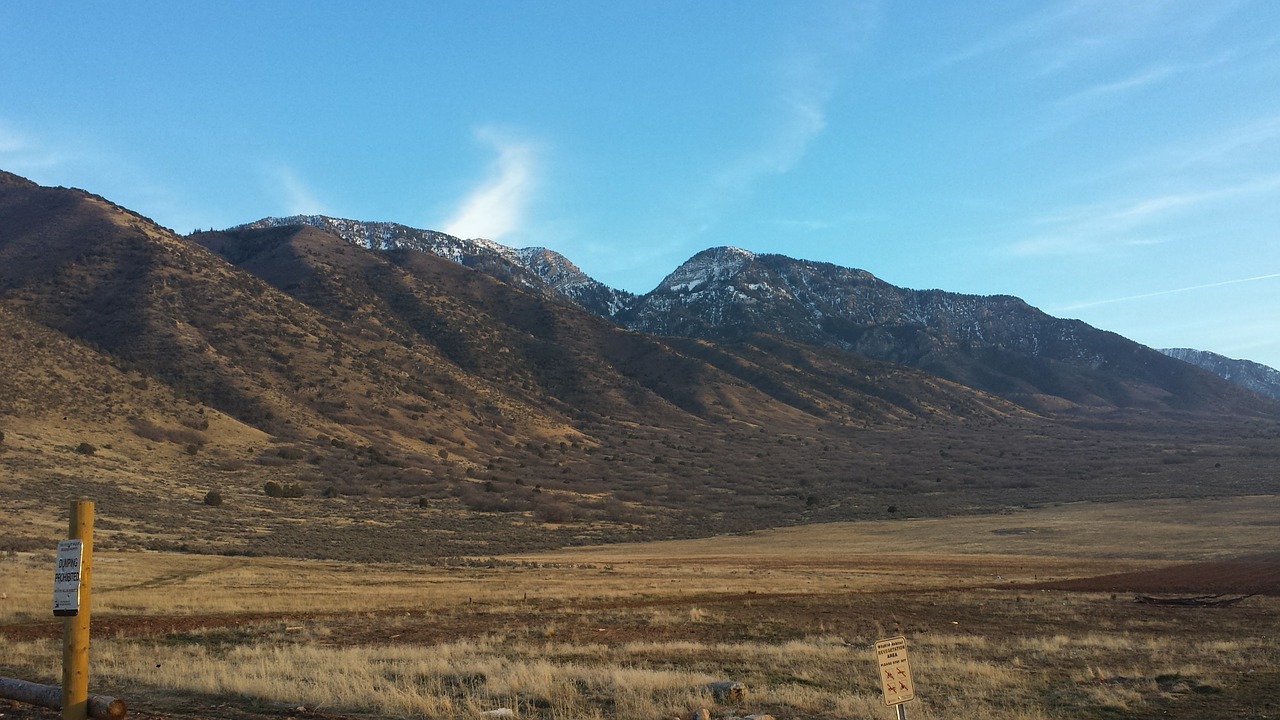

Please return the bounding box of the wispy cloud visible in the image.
[933,0,1246,77]
[688,3,873,236]
[1180,113,1280,169]
[1054,272,1280,312]
[1052,49,1236,115]
[697,55,832,226]
[772,217,836,231]
[269,166,330,217]
[1055,63,1178,105]
[0,124,22,153]
[934,0,1094,71]
[442,127,537,241]
[0,120,66,174]
[1009,173,1280,256]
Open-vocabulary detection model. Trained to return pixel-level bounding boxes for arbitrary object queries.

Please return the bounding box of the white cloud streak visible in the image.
[0,120,66,174]
[1009,173,1280,256]
[937,0,1245,76]
[689,41,849,235]
[442,128,537,241]
[1054,272,1280,312]
[701,64,830,218]
[272,166,330,216]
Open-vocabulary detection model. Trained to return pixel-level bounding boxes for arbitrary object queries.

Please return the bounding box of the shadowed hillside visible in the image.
[2,170,1279,560]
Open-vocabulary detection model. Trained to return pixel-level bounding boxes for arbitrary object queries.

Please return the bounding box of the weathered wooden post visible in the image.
[61,500,94,720]
[1,502,121,720]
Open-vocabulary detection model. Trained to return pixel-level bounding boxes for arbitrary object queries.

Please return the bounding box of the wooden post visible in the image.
[62,500,93,720]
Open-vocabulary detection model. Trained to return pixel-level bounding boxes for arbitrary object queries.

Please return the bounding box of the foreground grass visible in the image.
[5,603,1274,720]
[2,496,1278,719]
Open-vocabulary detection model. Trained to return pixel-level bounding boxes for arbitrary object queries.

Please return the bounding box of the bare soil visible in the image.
[1030,552,1280,595]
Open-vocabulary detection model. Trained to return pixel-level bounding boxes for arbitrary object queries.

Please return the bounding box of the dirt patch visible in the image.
[1028,553,1280,596]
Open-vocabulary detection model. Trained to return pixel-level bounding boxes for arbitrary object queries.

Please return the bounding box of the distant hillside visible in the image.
[240,221,1271,417]
[2,169,1279,561]
[1161,348,1280,401]
[617,247,1273,415]
[240,216,636,317]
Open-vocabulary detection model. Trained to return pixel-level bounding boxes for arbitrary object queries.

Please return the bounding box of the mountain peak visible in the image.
[233,215,637,317]
[656,246,757,294]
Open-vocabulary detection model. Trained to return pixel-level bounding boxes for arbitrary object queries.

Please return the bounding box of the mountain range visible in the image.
[2,170,1277,561]
[243,215,1279,413]
[1159,347,1280,401]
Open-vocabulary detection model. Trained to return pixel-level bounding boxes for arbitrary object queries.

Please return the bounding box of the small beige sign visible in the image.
[875,636,915,706]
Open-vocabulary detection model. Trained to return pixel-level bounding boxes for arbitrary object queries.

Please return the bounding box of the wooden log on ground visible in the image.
[0,678,126,720]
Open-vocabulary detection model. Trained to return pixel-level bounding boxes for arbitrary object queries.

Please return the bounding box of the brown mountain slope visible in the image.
[2,171,1279,560]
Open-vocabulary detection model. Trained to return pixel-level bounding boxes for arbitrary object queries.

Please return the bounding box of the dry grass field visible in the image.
[2,496,1278,720]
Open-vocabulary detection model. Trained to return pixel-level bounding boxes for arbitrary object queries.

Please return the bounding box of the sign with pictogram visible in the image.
[53,539,83,617]
[875,636,915,706]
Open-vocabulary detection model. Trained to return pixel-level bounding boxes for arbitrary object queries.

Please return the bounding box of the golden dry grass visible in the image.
[2,496,1278,719]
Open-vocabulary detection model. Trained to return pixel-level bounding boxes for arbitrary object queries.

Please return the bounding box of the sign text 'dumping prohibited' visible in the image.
[875,635,915,706]
[53,539,83,617]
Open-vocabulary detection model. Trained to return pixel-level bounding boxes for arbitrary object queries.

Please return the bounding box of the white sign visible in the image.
[875,636,915,706]
[53,539,83,617]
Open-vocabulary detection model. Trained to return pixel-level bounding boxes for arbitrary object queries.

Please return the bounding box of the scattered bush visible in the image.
[264,481,304,498]
[129,417,206,447]
[534,499,575,524]
[203,490,224,507]
[75,442,96,455]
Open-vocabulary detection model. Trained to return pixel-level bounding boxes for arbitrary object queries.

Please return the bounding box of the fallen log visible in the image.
[0,677,126,720]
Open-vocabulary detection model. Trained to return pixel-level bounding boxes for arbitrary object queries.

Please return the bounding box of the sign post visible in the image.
[875,636,915,718]
[59,500,94,720]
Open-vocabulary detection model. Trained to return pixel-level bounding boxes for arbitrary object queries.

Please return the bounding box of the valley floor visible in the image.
[2,496,1278,719]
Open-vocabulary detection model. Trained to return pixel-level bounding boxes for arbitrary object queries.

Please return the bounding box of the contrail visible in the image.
[1056,272,1280,312]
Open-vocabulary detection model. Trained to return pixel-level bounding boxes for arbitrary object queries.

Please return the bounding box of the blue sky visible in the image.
[3,1,1279,369]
